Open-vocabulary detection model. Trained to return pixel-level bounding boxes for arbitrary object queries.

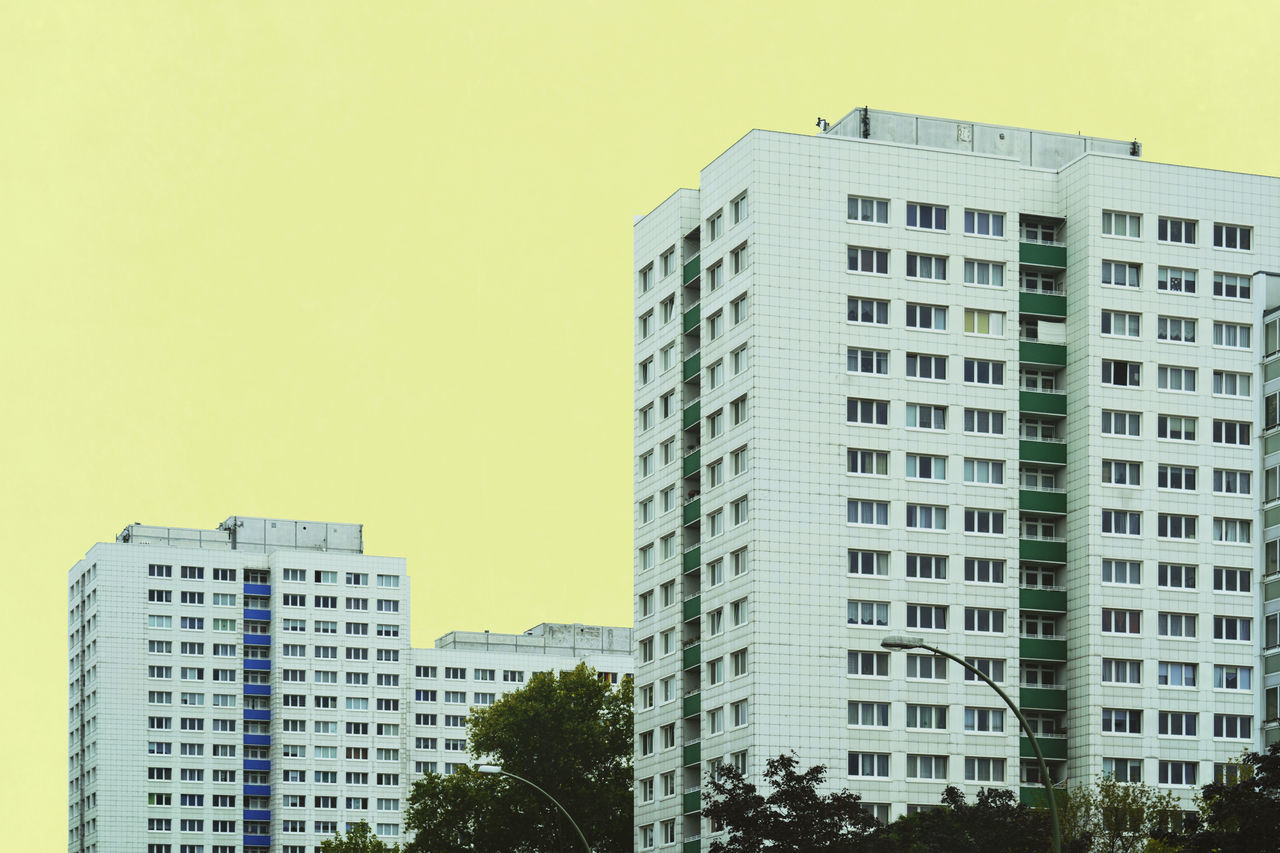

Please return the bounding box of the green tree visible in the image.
[320,820,401,852]
[1056,774,1181,853]
[404,663,633,852]
[1182,745,1280,853]
[701,752,879,852]
[864,786,1050,853]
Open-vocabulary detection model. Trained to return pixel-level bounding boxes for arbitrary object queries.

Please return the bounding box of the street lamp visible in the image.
[476,764,593,852]
[880,635,1062,853]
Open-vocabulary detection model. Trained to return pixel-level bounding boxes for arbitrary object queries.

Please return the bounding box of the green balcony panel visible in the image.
[1020,786,1057,808]
[683,449,701,478]
[1019,686,1068,711]
[683,643,701,669]
[1266,505,1280,529]
[1020,341,1067,367]
[683,304,701,334]
[1019,489,1067,514]
[683,742,701,766]
[1021,736,1068,761]
[683,692,701,717]
[683,352,701,382]
[1267,359,1280,383]
[1266,579,1280,603]
[683,401,701,430]
[1020,538,1067,563]
[1019,587,1067,612]
[683,499,701,527]
[1020,637,1068,662]
[1267,654,1280,676]
[1019,439,1066,465]
[1019,242,1067,268]
[683,790,702,814]
[682,547,701,574]
[683,595,701,622]
[683,255,701,285]
[683,841,702,853]
[1019,291,1067,318]
[1019,390,1068,416]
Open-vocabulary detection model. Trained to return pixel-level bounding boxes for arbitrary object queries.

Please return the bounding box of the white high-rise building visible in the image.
[633,106,1280,851]
[66,516,631,853]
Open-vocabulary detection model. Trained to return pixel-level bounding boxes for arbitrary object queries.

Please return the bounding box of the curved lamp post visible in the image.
[880,635,1062,853]
[476,764,592,852]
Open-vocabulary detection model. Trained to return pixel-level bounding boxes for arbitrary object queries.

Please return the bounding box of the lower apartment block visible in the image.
[66,515,632,853]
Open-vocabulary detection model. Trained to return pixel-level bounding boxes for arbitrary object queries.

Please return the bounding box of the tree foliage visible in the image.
[1057,773,1181,853]
[404,662,632,852]
[319,820,401,852]
[1181,744,1280,853]
[702,752,880,852]
[864,786,1050,853]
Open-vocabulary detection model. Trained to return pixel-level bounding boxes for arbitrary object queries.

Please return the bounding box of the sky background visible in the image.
[3,0,1279,843]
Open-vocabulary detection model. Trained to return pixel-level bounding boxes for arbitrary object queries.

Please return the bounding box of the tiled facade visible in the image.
[633,107,1280,851]
[66,515,631,853]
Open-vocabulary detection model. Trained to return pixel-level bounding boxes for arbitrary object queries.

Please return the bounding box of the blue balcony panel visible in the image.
[243,784,271,797]
[243,759,271,771]
[243,709,271,721]
[243,734,271,746]
[243,659,271,671]
[243,809,272,821]
[243,583,271,596]
[243,836,271,848]
[243,684,271,696]
[243,635,271,647]
[243,608,271,621]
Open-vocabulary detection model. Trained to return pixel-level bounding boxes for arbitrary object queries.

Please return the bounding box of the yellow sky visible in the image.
[2,0,1278,841]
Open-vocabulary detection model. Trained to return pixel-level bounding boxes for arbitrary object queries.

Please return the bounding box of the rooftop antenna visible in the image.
[860,106,870,139]
[815,117,830,132]
[1130,139,1141,157]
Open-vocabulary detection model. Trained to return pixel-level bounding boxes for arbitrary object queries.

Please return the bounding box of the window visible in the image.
[905,404,946,430]
[963,259,1004,286]
[1214,714,1252,739]
[731,496,748,526]
[849,701,889,727]
[847,348,889,375]
[963,458,1003,485]
[964,408,1004,435]
[965,707,1005,733]
[848,752,891,778]
[905,303,947,330]
[847,195,888,223]
[731,345,747,375]
[730,648,748,676]
[706,261,722,290]
[1158,612,1197,638]
[1101,359,1139,387]
[1212,419,1251,446]
[848,650,888,676]
[1159,712,1198,737]
[705,360,723,390]
[846,599,889,628]
[1102,409,1140,437]
[1213,371,1251,397]
[1214,616,1251,641]
[1214,470,1251,495]
[906,453,946,480]
[731,293,748,324]
[1103,210,1141,237]
[1156,266,1196,296]
[1214,322,1251,348]
[638,405,653,431]
[847,449,888,476]
[1158,465,1196,491]
[1102,609,1141,634]
[730,243,748,274]
[1156,661,1197,688]
[847,246,888,274]
[964,558,1003,583]
[907,604,947,630]
[1100,459,1142,487]
[963,359,1004,385]
[907,754,949,780]
[964,209,1004,237]
[706,408,723,438]
[1103,510,1142,535]
[964,608,1004,633]
[1158,563,1196,589]
[731,192,747,224]
[1102,708,1142,733]
[907,202,946,231]
[847,499,888,526]
[964,309,1004,336]
[906,253,947,281]
[964,508,1004,534]
[1157,316,1195,342]
[849,550,889,576]
[1103,658,1142,684]
[1213,665,1251,690]
[964,757,1005,782]
[706,209,723,242]
[905,353,946,380]
[906,504,946,531]
[1102,310,1141,337]
[907,653,947,679]
[964,657,1005,683]
[1158,414,1196,441]
[1213,566,1251,592]
[1159,513,1198,539]
[847,398,888,425]
[848,297,888,325]
[1214,272,1252,299]
[1213,223,1252,250]
[1102,260,1140,288]
[1158,216,1197,244]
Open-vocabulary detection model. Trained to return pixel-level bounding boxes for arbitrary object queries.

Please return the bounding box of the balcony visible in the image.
[1020,636,1068,662]
[683,595,701,622]
[243,684,271,696]
[1019,686,1067,711]
[1019,390,1067,416]
[1019,438,1066,465]
[1020,341,1067,367]
[683,255,701,286]
[243,734,271,746]
[1019,242,1066,268]
[683,547,701,574]
[1019,537,1066,563]
[683,692,701,717]
[1019,488,1067,514]
[243,809,272,822]
[243,708,271,721]
[683,353,701,382]
[683,304,701,334]
[1021,735,1068,761]
[683,790,702,815]
[1019,786,1065,808]
[1019,290,1066,318]
[243,583,271,597]
[683,499,701,527]
[683,643,701,669]
[683,450,701,478]
[683,742,701,766]
[684,841,702,853]
[243,608,271,622]
[242,759,271,772]
[1019,587,1067,612]
[683,401,700,430]
[243,634,271,646]
[243,835,271,848]
[242,784,271,797]
[242,659,271,671]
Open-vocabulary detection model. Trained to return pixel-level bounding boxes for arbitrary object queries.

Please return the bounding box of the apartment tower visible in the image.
[632,107,1279,851]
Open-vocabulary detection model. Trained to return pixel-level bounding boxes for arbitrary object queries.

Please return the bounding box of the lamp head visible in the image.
[477,764,503,774]
[881,635,925,651]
